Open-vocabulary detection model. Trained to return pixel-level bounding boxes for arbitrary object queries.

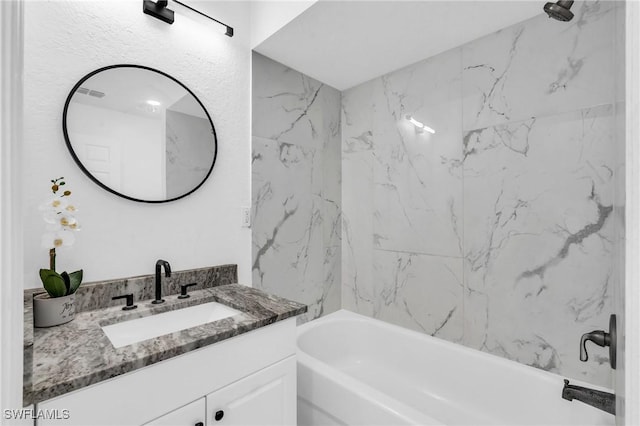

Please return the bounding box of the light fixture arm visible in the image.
[142,0,234,37]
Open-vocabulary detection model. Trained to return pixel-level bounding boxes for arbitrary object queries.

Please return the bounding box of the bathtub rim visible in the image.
[297,309,614,394]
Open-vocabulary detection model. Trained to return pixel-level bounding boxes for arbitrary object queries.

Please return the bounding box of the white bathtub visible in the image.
[296,310,615,426]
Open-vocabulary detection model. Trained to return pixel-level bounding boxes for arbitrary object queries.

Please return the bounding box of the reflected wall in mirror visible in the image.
[63,64,217,203]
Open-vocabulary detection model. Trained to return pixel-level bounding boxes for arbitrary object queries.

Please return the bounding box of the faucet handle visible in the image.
[112,294,137,311]
[178,283,198,299]
[579,314,617,369]
[580,330,607,361]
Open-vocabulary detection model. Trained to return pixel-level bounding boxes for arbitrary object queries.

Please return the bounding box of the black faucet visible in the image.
[562,379,615,415]
[152,259,171,304]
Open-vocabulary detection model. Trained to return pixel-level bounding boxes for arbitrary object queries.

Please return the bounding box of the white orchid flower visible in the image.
[66,221,81,231]
[42,210,78,226]
[45,222,62,232]
[39,196,68,212]
[42,209,61,224]
[41,230,75,249]
[42,209,80,231]
[57,213,77,228]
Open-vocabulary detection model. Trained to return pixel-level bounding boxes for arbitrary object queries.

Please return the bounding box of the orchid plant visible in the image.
[39,177,83,298]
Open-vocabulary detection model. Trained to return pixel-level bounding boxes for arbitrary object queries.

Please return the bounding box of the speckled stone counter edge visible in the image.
[23,264,306,405]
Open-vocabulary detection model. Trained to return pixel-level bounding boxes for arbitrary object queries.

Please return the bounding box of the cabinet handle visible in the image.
[195,423,204,426]
[214,410,224,421]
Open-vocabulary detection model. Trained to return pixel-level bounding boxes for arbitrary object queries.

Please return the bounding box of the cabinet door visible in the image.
[143,397,205,426]
[206,356,296,426]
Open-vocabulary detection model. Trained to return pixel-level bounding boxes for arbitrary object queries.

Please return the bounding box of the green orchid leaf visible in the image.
[68,269,83,294]
[60,271,71,295]
[39,269,67,298]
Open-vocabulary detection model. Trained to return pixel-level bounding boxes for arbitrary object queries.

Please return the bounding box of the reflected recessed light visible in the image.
[146,100,161,107]
[406,115,436,134]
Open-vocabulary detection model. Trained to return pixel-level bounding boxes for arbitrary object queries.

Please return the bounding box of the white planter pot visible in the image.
[33,293,76,328]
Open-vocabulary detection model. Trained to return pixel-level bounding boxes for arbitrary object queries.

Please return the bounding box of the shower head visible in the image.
[543,0,574,22]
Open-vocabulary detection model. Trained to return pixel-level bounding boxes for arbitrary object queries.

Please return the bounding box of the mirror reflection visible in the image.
[63,65,217,202]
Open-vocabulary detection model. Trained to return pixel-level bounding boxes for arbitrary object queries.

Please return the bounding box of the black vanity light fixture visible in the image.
[143,0,234,37]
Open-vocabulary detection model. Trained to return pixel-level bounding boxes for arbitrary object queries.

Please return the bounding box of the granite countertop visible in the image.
[23,267,306,405]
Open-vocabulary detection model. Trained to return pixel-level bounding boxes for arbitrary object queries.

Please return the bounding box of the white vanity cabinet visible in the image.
[36,318,296,426]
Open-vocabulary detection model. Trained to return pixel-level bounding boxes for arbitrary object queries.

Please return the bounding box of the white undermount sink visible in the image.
[102,301,241,348]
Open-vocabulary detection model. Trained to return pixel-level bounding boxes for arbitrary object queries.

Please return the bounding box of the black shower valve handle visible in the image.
[579,330,608,362]
[579,314,617,369]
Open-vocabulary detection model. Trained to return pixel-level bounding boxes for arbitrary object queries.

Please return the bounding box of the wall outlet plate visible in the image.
[241,207,251,228]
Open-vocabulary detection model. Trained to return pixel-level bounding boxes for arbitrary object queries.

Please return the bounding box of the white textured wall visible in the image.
[23,0,252,287]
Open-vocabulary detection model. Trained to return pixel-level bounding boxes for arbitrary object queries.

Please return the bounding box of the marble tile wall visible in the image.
[342,47,466,344]
[252,52,341,323]
[342,1,621,387]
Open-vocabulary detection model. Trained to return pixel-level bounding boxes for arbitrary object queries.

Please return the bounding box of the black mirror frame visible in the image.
[62,64,218,203]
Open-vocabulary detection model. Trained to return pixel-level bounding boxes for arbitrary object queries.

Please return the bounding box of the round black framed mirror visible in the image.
[63,64,217,203]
